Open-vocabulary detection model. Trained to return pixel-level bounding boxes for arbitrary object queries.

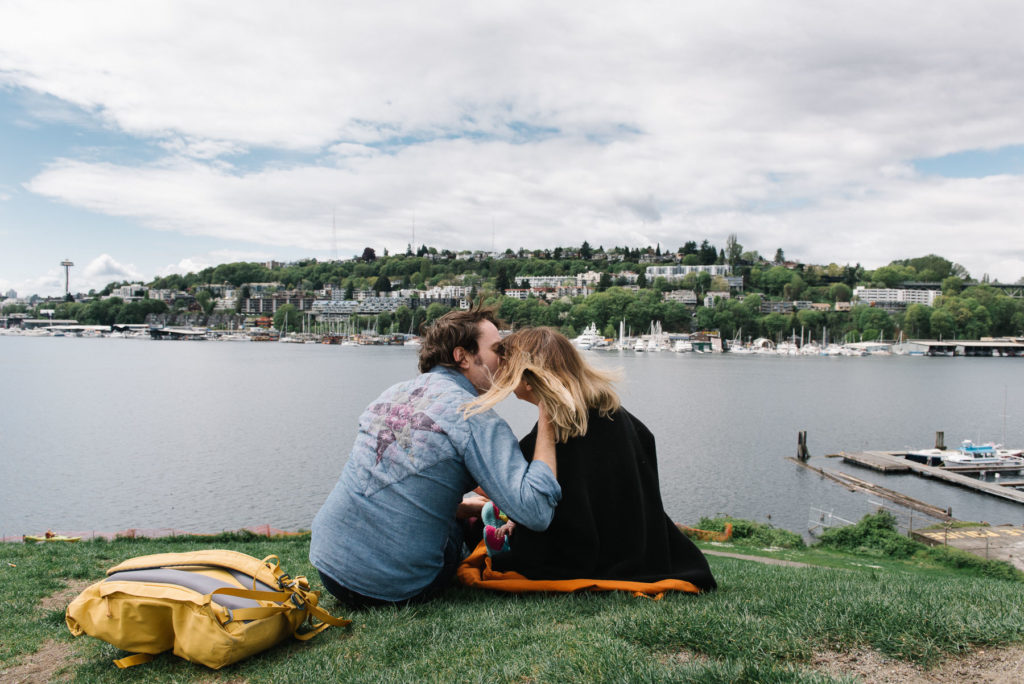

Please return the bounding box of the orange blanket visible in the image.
[456,542,702,600]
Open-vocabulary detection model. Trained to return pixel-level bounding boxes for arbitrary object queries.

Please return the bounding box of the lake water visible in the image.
[2,335,1023,539]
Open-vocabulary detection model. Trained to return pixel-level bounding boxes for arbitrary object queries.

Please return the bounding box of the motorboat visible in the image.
[572,323,603,350]
[943,440,1024,466]
[673,339,693,353]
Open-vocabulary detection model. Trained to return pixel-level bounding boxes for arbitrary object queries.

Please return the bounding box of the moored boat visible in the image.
[943,440,1024,466]
[572,323,602,350]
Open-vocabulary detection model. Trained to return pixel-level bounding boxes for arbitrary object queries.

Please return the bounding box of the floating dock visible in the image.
[839,451,1024,505]
[789,457,953,520]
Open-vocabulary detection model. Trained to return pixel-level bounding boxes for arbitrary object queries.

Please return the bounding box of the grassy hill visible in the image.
[2,521,1022,683]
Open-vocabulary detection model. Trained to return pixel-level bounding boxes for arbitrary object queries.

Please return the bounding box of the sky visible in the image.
[2,1,1024,298]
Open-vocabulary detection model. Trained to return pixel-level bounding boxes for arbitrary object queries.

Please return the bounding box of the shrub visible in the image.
[815,511,922,558]
[920,546,1024,582]
[696,516,805,549]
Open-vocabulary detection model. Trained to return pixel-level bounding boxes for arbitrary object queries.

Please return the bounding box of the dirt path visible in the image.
[703,549,813,567]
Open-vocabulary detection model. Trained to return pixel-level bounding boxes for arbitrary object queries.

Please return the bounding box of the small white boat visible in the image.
[673,339,693,353]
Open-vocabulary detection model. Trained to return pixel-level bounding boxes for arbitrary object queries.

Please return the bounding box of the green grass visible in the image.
[2,529,1023,683]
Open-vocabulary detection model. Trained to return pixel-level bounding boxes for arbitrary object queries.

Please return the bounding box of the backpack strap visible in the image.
[113,653,154,668]
[210,586,352,630]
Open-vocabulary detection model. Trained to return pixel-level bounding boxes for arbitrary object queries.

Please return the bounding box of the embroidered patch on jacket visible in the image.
[367,384,446,464]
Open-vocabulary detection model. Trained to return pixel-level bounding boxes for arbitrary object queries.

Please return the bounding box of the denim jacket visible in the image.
[310,366,561,601]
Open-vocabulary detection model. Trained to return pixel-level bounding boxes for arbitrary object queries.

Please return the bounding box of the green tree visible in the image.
[425,302,449,323]
[903,303,932,338]
[897,254,954,282]
[195,290,215,316]
[796,309,825,334]
[829,283,852,303]
[762,312,789,340]
[695,272,712,298]
[273,304,300,333]
[870,264,915,288]
[494,267,510,295]
[941,276,963,295]
[783,275,806,301]
[725,233,743,267]
[930,308,955,340]
[852,305,894,340]
[763,266,794,296]
[698,240,717,265]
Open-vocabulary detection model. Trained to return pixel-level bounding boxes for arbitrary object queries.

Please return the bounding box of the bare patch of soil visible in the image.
[0,639,77,684]
[809,645,1024,683]
[37,579,93,613]
[0,579,94,683]
[663,646,1024,682]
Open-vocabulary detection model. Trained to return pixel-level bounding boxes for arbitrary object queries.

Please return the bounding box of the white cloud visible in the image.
[157,137,248,161]
[4,1,1024,286]
[0,256,142,298]
[155,250,276,278]
[81,253,143,283]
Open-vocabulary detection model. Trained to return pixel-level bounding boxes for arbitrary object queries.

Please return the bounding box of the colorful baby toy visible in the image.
[482,501,515,556]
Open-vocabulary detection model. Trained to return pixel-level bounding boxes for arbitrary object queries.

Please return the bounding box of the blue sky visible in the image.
[3,1,1024,297]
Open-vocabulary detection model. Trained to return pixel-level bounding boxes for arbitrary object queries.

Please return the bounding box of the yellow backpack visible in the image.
[65,549,350,669]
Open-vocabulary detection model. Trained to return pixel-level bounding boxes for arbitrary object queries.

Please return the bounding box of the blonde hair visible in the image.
[464,327,620,442]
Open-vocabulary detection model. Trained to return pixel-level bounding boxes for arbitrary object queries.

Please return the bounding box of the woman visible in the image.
[464,327,716,591]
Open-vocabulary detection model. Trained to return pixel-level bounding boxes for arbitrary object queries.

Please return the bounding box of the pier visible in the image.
[839,450,1024,505]
[900,338,1024,356]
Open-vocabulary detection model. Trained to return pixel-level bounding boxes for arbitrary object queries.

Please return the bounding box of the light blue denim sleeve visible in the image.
[462,409,561,531]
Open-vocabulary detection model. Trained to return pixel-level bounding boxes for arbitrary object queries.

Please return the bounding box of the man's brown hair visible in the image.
[418,305,503,373]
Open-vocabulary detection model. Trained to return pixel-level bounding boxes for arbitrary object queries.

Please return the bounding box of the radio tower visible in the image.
[61,259,74,297]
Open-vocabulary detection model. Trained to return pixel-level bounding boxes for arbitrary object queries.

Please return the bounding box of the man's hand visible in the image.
[456,495,488,520]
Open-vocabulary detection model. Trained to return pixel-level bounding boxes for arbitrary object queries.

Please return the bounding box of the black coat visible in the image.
[492,407,717,591]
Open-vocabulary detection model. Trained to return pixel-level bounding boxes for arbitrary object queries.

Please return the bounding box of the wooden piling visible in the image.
[797,431,810,461]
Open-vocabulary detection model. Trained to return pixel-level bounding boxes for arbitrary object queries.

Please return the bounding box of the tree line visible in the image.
[4,242,1022,340]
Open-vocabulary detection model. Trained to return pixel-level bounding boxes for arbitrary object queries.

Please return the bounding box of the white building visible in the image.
[575,271,603,286]
[424,285,472,299]
[645,264,732,281]
[108,284,148,300]
[522,275,575,288]
[704,291,731,307]
[664,289,698,305]
[853,287,939,307]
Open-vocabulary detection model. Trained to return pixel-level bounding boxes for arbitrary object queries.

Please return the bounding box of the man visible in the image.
[310,306,560,606]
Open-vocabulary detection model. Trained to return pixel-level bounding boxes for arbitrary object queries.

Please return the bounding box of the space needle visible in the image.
[61,259,74,297]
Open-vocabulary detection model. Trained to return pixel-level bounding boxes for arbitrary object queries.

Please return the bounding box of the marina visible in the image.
[839,450,1024,505]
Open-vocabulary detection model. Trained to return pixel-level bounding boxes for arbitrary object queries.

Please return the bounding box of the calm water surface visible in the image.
[2,335,1023,537]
